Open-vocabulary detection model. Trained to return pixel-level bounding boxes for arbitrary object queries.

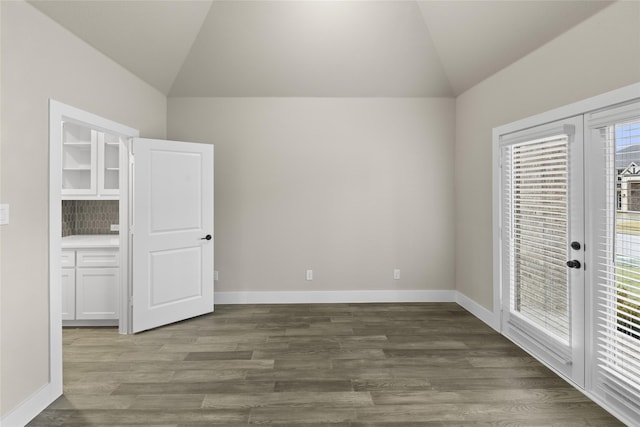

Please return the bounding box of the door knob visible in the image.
[570,241,581,250]
[566,260,581,269]
[201,234,212,241]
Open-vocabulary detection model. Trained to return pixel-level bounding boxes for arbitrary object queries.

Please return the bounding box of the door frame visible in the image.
[48,100,139,394]
[119,137,134,333]
[492,83,640,398]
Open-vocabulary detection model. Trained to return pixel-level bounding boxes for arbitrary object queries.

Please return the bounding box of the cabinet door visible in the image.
[61,267,76,320]
[76,268,119,320]
[61,122,97,197]
[97,132,120,197]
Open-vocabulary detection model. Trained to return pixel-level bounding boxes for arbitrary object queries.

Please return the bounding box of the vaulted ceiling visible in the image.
[28,0,613,97]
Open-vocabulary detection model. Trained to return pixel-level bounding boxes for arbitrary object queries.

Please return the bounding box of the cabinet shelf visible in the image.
[63,167,91,171]
[63,141,91,146]
[105,168,120,171]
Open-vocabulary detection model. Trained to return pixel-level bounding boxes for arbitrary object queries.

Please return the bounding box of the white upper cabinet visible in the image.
[98,132,120,196]
[62,121,120,199]
[61,121,96,196]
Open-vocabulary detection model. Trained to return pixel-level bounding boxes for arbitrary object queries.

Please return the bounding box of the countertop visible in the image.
[62,235,120,249]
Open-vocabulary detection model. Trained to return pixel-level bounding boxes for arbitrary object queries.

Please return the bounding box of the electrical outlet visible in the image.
[306,269,313,281]
[393,269,401,280]
[214,271,219,281]
[110,224,120,232]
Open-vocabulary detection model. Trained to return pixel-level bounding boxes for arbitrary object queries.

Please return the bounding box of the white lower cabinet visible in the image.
[62,247,119,324]
[76,268,119,319]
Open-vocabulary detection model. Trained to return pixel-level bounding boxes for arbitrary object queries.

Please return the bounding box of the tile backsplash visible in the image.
[62,200,119,236]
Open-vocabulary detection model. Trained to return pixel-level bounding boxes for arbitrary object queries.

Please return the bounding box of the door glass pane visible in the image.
[509,135,570,343]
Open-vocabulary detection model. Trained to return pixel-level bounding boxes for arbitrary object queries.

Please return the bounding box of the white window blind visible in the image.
[503,134,571,345]
[594,115,640,414]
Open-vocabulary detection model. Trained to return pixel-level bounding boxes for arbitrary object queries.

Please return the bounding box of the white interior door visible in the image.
[500,116,585,386]
[131,138,214,333]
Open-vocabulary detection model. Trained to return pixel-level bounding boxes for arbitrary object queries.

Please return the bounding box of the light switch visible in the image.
[0,204,9,225]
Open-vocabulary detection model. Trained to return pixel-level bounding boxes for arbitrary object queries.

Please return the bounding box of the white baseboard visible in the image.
[455,291,500,332]
[215,289,457,305]
[1,382,61,427]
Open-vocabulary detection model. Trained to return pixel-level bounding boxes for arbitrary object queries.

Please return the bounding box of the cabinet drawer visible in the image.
[61,250,75,267]
[76,249,119,268]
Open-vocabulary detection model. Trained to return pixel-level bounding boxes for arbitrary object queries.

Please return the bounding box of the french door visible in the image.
[499,99,640,423]
[500,116,585,386]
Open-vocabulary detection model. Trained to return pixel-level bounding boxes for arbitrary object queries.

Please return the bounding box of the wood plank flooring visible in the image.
[28,303,623,426]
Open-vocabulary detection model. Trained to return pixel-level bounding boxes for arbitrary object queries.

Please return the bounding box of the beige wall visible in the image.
[0,1,166,417]
[168,98,455,294]
[455,1,640,310]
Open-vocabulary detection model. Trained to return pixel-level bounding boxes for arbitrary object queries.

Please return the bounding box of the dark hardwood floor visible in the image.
[28,303,623,426]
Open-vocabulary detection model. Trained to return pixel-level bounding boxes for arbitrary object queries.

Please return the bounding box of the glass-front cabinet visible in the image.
[62,121,96,195]
[62,121,120,199]
[99,132,120,195]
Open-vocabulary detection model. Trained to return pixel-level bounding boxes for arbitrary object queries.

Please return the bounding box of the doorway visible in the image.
[48,100,139,397]
[48,100,215,398]
[494,87,640,424]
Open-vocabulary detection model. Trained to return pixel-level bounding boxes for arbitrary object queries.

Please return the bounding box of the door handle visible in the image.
[201,234,212,241]
[566,260,581,269]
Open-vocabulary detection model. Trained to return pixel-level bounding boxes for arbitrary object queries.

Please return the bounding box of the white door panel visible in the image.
[148,150,203,232]
[149,246,202,307]
[131,138,214,333]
